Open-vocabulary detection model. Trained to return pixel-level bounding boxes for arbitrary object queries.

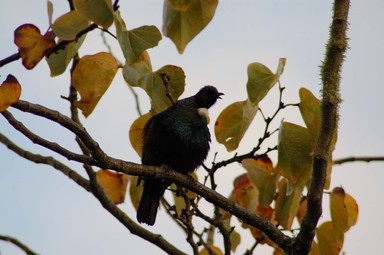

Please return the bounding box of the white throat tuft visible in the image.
[197,108,210,124]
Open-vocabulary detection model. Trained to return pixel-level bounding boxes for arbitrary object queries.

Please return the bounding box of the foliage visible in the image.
[0,1,355,255]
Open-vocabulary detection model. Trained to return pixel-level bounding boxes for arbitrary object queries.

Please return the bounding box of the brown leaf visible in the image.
[14,24,55,69]
[0,75,22,112]
[96,169,129,204]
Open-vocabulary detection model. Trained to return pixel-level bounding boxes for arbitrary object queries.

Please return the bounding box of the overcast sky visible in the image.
[1,1,384,254]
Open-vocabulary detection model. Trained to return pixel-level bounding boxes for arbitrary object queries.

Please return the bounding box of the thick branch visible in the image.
[0,235,39,255]
[8,100,292,251]
[295,0,350,254]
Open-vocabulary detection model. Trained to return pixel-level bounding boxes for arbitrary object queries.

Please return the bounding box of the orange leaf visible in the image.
[72,52,118,117]
[96,169,129,204]
[0,75,22,112]
[14,24,55,69]
[296,197,307,225]
[222,173,259,220]
[330,187,358,238]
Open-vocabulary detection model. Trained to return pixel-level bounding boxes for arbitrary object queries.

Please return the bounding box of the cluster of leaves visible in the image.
[0,0,356,255]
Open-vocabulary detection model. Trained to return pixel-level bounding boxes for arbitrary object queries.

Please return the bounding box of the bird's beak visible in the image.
[217,92,224,99]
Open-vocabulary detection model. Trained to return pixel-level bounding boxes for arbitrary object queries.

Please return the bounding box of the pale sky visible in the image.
[1,1,383,254]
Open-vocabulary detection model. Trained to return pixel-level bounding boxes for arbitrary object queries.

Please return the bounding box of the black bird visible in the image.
[136,85,223,225]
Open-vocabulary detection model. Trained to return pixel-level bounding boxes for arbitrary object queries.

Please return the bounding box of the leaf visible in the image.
[276,122,315,185]
[96,169,129,204]
[163,0,218,53]
[247,58,286,105]
[299,88,321,138]
[73,0,113,28]
[46,34,86,76]
[198,245,223,255]
[229,230,241,252]
[275,178,304,230]
[72,52,118,117]
[129,112,152,157]
[296,197,307,225]
[14,24,56,69]
[122,52,153,87]
[310,241,321,255]
[47,0,54,26]
[0,75,22,112]
[114,11,161,63]
[52,11,90,41]
[129,175,143,211]
[214,99,258,152]
[317,221,344,255]
[171,172,198,216]
[242,158,278,206]
[140,65,185,113]
[222,173,258,220]
[330,187,358,238]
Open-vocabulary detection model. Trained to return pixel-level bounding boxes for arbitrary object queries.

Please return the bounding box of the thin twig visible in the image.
[0,235,39,255]
[0,53,21,67]
[333,156,384,165]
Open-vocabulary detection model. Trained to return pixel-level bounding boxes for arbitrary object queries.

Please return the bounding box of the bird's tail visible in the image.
[136,179,169,226]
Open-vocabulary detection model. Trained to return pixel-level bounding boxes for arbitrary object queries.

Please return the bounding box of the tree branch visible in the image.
[0,235,39,255]
[333,156,384,165]
[295,0,350,254]
[0,53,21,67]
[0,132,90,191]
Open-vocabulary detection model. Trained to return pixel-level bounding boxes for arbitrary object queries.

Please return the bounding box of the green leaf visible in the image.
[73,0,113,28]
[122,52,153,87]
[46,35,86,76]
[299,87,321,139]
[214,99,258,152]
[242,158,278,206]
[247,58,286,105]
[229,230,241,252]
[114,11,161,63]
[52,11,90,41]
[139,65,185,113]
[275,178,304,230]
[163,0,218,53]
[317,221,344,255]
[276,122,314,185]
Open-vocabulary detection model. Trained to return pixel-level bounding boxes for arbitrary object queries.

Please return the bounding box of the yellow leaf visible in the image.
[330,187,358,238]
[275,178,304,230]
[96,169,129,204]
[129,112,152,158]
[229,230,241,252]
[129,175,143,211]
[247,58,286,105]
[14,24,56,69]
[299,88,321,138]
[72,52,118,117]
[52,11,90,41]
[214,99,258,152]
[242,158,278,206]
[198,245,223,255]
[163,0,218,53]
[73,0,113,28]
[310,241,321,255]
[317,221,344,255]
[0,75,22,112]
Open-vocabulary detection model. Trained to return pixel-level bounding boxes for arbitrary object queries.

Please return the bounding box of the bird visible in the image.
[136,85,223,225]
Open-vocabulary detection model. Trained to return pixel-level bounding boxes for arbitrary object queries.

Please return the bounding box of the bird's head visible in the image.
[194,86,224,109]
